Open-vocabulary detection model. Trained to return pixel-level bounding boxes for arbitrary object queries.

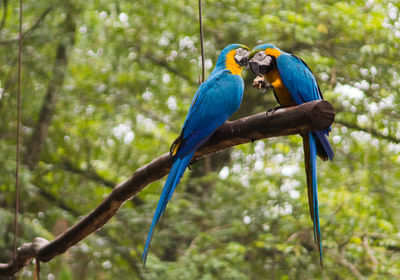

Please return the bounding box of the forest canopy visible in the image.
[1,0,400,279]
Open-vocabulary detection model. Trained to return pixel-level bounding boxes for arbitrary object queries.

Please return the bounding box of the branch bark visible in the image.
[0,238,49,276]
[34,180,143,277]
[0,100,334,276]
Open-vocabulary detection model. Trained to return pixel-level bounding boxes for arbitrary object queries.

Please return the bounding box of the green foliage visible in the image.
[1,0,400,279]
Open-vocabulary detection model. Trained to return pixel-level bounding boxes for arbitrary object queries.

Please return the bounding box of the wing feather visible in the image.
[276,54,322,104]
[176,70,244,157]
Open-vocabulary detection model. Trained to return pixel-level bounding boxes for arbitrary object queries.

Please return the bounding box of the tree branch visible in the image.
[362,235,378,268]
[335,119,400,144]
[127,42,198,86]
[0,100,334,276]
[0,0,8,32]
[0,6,52,45]
[58,158,144,205]
[329,249,365,280]
[35,183,80,216]
[34,180,143,277]
[0,238,49,276]
[148,56,197,86]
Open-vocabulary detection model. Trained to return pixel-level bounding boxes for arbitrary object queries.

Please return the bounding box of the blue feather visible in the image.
[253,44,333,266]
[167,153,193,202]
[181,70,243,138]
[142,44,246,265]
[142,153,193,264]
[277,54,322,104]
[314,130,334,161]
[309,132,323,266]
[276,54,328,265]
[276,53,334,161]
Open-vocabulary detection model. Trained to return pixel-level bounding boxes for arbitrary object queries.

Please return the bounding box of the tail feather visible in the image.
[304,132,323,268]
[167,154,193,202]
[314,130,334,161]
[303,135,314,223]
[142,152,194,265]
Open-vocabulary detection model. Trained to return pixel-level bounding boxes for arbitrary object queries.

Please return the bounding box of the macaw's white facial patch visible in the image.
[255,52,272,67]
[249,51,273,76]
[234,48,250,66]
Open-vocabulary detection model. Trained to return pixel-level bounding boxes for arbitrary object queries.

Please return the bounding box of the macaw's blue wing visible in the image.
[276,54,322,104]
[276,54,334,161]
[142,69,244,264]
[181,70,244,140]
[176,70,243,157]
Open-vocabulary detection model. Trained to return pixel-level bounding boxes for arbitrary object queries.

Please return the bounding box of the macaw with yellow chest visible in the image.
[142,44,250,264]
[248,44,334,266]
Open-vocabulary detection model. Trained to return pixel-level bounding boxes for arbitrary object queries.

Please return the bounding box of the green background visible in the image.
[0,0,399,279]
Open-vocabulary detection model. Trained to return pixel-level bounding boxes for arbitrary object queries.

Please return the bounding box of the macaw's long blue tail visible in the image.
[314,130,334,161]
[303,132,323,268]
[142,151,194,265]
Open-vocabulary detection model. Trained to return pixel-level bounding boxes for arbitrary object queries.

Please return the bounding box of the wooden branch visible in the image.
[34,179,143,276]
[0,238,49,276]
[0,100,334,276]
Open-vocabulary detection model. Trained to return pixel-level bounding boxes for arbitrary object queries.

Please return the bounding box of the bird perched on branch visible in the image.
[143,44,250,264]
[248,43,334,267]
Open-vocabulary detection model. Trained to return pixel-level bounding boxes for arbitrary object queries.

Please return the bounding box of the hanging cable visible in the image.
[14,0,23,257]
[198,0,212,173]
[198,0,205,83]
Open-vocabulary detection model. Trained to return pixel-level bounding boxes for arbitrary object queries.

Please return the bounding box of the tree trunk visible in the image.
[24,6,76,169]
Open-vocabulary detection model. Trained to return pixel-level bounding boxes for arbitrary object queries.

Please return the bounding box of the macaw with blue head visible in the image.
[142,44,250,264]
[248,43,334,267]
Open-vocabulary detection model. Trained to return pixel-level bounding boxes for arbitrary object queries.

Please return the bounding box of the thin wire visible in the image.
[34,259,41,280]
[14,0,23,258]
[198,0,205,83]
[198,0,211,173]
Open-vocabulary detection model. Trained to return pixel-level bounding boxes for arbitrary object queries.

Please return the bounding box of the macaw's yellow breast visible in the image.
[225,50,242,75]
[264,69,296,107]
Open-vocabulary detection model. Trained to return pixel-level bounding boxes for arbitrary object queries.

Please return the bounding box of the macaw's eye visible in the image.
[255,51,267,60]
[236,48,249,57]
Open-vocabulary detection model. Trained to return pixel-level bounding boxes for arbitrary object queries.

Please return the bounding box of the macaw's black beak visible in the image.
[249,53,273,76]
[249,59,261,76]
[234,49,250,67]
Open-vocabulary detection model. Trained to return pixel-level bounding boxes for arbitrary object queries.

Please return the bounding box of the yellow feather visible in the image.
[264,69,296,107]
[264,48,281,58]
[172,140,181,156]
[225,50,242,75]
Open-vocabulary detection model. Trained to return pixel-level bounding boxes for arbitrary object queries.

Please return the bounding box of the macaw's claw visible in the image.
[266,105,284,115]
[252,75,266,89]
[252,76,273,92]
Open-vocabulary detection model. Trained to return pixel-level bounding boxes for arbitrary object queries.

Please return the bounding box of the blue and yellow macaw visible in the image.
[248,44,334,266]
[142,44,250,264]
